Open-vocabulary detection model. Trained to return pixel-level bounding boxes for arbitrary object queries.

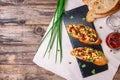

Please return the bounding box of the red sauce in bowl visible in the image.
[106,32,120,49]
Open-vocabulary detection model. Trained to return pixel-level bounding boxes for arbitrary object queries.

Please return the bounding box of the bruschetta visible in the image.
[71,47,108,66]
[66,24,102,45]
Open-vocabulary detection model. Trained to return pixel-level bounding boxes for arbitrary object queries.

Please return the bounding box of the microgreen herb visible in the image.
[70,15,74,19]
[38,0,66,63]
[81,64,86,68]
[91,69,96,74]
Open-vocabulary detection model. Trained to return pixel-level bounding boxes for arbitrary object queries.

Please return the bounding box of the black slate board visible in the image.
[63,5,108,78]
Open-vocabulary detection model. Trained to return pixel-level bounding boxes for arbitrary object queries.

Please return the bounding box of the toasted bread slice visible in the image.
[86,4,120,22]
[66,24,102,45]
[93,0,120,14]
[82,0,120,14]
[82,0,97,7]
[71,47,108,66]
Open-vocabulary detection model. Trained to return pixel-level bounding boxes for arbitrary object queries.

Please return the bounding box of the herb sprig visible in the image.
[38,0,66,63]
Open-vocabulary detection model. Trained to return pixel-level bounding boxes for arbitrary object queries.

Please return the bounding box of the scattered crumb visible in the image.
[69,62,72,64]
[110,49,112,52]
[99,26,103,29]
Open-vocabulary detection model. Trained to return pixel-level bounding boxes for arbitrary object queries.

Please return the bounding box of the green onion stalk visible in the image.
[38,0,67,63]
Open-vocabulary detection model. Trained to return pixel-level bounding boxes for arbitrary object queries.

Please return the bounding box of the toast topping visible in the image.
[71,47,108,66]
[67,24,98,42]
[71,47,102,62]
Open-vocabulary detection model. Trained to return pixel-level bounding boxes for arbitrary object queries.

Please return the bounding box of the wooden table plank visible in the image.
[0,0,56,5]
[0,65,64,80]
[0,5,55,25]
[0,0,65,80]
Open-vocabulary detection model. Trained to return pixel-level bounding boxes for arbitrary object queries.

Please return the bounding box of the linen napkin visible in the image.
[33,0,120,80]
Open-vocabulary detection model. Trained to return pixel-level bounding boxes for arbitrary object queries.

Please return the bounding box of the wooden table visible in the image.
[0,0,64,80]
[0,0,119,80]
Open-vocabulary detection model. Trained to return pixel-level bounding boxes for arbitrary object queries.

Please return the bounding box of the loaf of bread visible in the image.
[71,47,108,66]
[82,0,120,22]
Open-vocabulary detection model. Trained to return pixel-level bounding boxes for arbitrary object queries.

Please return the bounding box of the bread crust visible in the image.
[93,0,120,14]
[86,4,120,22]
[82,0,120,14]
[66,24,102,45]
[82,0,120,22]
[71,47,108,66]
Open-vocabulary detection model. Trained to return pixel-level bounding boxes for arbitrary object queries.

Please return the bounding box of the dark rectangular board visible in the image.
[63,5,108,78]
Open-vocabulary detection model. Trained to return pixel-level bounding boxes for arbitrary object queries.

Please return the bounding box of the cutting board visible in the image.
[63,5,108,78]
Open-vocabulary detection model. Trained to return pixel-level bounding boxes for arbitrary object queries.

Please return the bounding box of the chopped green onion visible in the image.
[89,49,94,53]
[69,33,73,36]
[84,27,88,30]
[38,0,67,63]
[89,32,94,37]
[97,52,102,57]
[70,15,74,19]
[81,64,86,68]
[91,69,96,74]
[82,17,86,21]
[89,59,94,63]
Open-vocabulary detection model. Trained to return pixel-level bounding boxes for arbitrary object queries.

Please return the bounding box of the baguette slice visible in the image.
[66,24,102,45]
[71,47,108,66]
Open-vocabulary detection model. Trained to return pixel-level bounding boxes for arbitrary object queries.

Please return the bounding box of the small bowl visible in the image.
[106,14,120,30]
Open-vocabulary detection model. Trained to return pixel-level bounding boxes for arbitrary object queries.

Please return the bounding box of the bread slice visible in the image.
[86,4,120,22]
[82,0,97,7]
[93,0,120,14]
[71,47,108,66]
[82,0,120,14]
[66,24,102,45]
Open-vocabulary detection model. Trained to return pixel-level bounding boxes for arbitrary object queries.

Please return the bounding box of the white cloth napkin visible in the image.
[33,0,120,80]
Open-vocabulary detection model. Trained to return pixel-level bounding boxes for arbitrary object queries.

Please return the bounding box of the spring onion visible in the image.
[38,0,66,63]
[81,64,86,68]
[91,69,96,74]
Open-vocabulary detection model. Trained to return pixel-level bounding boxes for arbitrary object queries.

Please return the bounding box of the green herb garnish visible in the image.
[38,0,66,63]
[82,18,86,21]
[97,52,102,57]
[89,32,94,37]
[84,27,88,30]
[89,59,94,63]
[69,33,73,36]
[81,64,86,68]
[89,49,94,53]
[91,69,96,74]
[70,15,74,19]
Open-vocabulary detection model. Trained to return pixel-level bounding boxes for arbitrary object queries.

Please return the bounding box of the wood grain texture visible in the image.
[0,0,65,80]
[113,65,120,80]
